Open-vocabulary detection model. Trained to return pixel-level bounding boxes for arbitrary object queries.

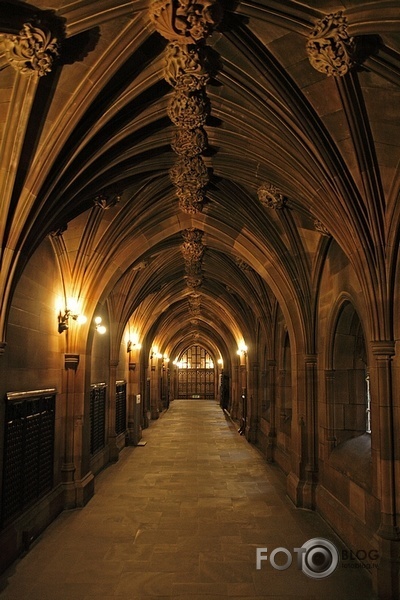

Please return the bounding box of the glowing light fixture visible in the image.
[95,316,106,334]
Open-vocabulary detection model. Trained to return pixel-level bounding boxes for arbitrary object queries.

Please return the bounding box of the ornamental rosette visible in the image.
[168,90,210,129]
[306,12,355,77]
[164,43,210,91]
[257,182,287,209]
[2,22,59,76]
[149,0,222,44]
[171,127,208,156]
[170,156,209,190]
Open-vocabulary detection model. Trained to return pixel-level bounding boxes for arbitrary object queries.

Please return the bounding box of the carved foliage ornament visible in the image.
[170,156,209,190]
[306,12,355,77]
[314,219,331,236]
[168,90,210,129]
[176,188,204,214]
[257,183,287,210]
[164,43,210,91]
[171,127,208,156]
[2,22,59,77]
[149,0,222,44]
[94,192,121,209]
[181,228,204,266]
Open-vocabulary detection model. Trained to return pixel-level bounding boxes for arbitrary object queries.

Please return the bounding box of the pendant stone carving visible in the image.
[306,12,355,77]
[1,22,59,77]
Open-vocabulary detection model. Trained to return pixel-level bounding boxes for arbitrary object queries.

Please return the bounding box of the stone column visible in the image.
[150,355,159,420]
[371,341,400,600]
[303,354,318,509]
[287,353,317,510]
[246,361,259,443]
[266,359,277,462]
[107,359,119,462]
[62,352,94,509]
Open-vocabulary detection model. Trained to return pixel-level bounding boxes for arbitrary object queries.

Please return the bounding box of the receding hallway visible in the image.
[0,400,375,599]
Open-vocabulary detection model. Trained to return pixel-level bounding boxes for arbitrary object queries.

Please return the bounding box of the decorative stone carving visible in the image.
[176,188,204,213]
[257,182,287,209]
[170,156,209,190]
[171,127,207,156]
[94,192,121,209]
[2,22,59,77]
[164,43,210,91]
[314,219,331,236]
[185,274,203,288]
[168,90,210,129]
[181,228,204,264]
[149,0,222,44]
[306,12,355,77]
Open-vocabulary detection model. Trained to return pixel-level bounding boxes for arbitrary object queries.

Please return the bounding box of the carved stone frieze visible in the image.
[171,127,207,156]
[257,183,287,210]
[170,156,209,190]
[164,43,210,91]
[1,22,59,77]
[168,90,210,129]
[306,12,355,77]
[314,219,331,236]
[149,0,222,44]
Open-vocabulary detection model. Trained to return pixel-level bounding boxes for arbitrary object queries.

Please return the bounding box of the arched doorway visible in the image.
[176,345,215,399]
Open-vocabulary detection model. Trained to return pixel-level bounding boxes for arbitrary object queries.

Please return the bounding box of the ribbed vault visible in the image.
[1,0,400,354]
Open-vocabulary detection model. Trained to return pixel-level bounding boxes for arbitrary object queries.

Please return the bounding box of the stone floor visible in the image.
[0,399,376,599]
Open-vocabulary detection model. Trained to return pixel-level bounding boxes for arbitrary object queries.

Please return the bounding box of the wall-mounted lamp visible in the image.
[127,340,142,353]
[58,309,87,334]
[237,342,248,356]
[95,316,106,334]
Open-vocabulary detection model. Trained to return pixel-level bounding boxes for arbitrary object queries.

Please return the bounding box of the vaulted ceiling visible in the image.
[0,0,399,358]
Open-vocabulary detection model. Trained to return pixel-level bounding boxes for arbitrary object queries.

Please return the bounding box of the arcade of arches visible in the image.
[0,1,399,598]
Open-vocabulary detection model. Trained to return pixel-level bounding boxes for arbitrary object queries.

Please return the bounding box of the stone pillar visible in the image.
[126,357,142,444]
[266,359,277,462]
[246,361,259,443]
[62,352,94,509]
[371,341,400,600]
[107,359,119,462]
[150,355,159,420]
[287,353,317,510]
[231,364,239,419]
[303,354,318,509]
[324,369,337,456]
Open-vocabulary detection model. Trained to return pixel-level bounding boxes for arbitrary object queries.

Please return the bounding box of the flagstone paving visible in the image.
[0,400,376,599]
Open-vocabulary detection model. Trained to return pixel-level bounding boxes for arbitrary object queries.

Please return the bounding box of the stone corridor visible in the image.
[0,400,375,599]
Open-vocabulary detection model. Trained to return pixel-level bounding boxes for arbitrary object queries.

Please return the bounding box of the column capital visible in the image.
[371,341,396,357]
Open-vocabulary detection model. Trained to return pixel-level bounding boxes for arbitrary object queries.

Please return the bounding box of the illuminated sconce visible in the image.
[218,358,223,367]
[94,316,106,334]
[58,308,87,334]
[127,340,142,353]
[237,342,248,356]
